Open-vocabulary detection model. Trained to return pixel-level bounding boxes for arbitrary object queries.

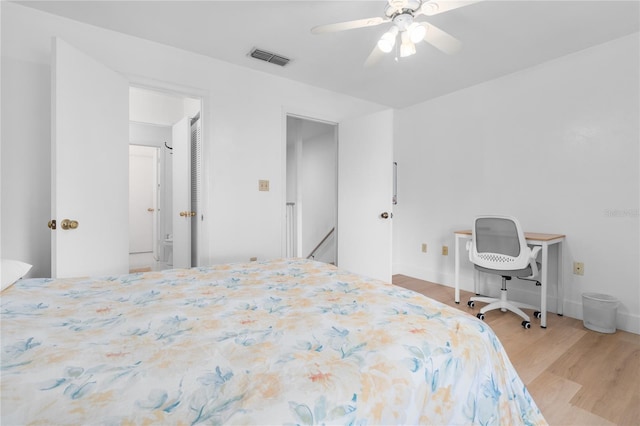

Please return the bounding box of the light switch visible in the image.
[259,180,269,191]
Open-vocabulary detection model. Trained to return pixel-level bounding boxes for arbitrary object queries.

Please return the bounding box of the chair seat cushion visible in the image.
[474,263,536,278]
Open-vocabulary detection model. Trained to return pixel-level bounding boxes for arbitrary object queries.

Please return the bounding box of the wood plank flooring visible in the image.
[392,274,640,426]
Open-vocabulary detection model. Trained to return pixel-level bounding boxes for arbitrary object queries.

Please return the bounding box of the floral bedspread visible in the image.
[1,258,545,425]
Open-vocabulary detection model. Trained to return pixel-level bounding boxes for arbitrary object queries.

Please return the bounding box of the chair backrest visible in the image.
[469,216,531,271]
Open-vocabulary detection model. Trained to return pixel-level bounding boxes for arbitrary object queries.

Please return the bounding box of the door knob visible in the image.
[47,220,57,230]
[147,208,155,212]
[180,211,186,217]
[60,219,79,230]
[380,212,392,219]
[190,211,196,217]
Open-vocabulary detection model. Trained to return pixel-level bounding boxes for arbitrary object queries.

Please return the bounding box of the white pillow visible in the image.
[1,259,33,291]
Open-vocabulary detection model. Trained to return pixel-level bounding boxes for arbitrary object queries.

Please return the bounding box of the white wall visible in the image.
[0,2,385,276]
[130,87,187,126]
[0,51,51,277]
[393,33,640,333]
[130,86,200,126]
[285,117,301,256]
[300,130,337,262]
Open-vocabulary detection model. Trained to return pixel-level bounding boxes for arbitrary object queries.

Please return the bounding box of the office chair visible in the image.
[466,216,542,329]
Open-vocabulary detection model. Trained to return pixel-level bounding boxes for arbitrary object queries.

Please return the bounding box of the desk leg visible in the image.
[454,235,460,304]
[474,269,480,295]
[541,242,548,328]
[557,241,564,316]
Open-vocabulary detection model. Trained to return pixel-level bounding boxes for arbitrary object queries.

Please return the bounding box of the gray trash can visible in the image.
[582,293,619,333]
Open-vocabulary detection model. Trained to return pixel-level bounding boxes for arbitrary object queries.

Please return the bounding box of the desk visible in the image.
[454,230,565,328]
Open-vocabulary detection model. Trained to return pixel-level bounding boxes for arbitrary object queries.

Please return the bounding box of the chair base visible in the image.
[470,289,539,323]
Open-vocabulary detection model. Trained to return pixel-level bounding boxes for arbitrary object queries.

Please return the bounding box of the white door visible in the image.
[51,37,129,278]
[172,117,192,268]
[338,109,394,282]
[129,145,157,254]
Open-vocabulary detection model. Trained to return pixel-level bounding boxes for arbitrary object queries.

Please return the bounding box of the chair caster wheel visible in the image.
[476,313,485,321]
[522,321,531,329]
[467,301,475,308]
[534,311,542,319]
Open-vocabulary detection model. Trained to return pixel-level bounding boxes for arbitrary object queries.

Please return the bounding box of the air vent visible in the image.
[249,48,290,67]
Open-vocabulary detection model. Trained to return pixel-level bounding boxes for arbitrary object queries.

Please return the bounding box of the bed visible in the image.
[1,258,545,425]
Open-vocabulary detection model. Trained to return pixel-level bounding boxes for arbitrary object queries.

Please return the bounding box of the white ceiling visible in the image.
[18,0,640,108]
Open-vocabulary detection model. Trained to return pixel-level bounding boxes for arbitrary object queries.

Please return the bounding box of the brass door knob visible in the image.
[60,219,79,230]
[190,211,196,217]
[380,212,390,219]
[47,220,57,230]
[147,208,155,212]
[180,211,187,217]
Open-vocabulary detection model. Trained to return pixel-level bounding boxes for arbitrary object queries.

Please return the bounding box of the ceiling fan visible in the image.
[311,0,481,66]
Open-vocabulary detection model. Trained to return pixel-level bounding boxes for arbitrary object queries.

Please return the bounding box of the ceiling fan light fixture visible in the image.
[400,31,416,57]
[408,22,427,43]
[377,27,399,53]
[311,0,472,65]
[400,42,416,57]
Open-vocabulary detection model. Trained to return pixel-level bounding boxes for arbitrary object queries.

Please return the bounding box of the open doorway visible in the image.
[128,86,203,272]
[286,115,338,265]
[129,145,159,259]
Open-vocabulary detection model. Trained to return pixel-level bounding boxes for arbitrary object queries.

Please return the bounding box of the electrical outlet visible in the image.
[258,180,269,191]
[573,262,584,275]
[421,243,427,253]
[442,245,449,256]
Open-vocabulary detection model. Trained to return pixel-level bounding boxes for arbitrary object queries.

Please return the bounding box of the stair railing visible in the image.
[307,227,335,260]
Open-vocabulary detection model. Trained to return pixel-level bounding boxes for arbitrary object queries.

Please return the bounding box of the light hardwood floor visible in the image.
[392,274,640,426]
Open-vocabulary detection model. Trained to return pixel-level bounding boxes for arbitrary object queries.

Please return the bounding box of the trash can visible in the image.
[582,293,619,334]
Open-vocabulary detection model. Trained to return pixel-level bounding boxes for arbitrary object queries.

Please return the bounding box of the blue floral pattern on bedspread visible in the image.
[1,259,546,425]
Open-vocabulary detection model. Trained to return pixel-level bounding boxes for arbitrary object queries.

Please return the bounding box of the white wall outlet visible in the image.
[258,180,269,191]
[573,261,584,275]
[442,245,449,256]
[421,243,427,253]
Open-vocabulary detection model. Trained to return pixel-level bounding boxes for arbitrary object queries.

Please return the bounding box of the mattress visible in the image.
[1,258,546,424]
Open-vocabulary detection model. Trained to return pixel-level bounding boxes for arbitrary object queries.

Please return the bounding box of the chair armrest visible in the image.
[530,246,541,259]
[528,246,542,278]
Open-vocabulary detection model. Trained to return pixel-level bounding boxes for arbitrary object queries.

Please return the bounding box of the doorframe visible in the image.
[128,76,210,267]
[282,109,339,264]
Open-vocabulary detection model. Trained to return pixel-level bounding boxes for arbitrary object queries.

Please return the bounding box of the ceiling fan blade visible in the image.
[311,17,388,34]
[418,0,482,16]
[364,44,386,68]
[421,22,462,54]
